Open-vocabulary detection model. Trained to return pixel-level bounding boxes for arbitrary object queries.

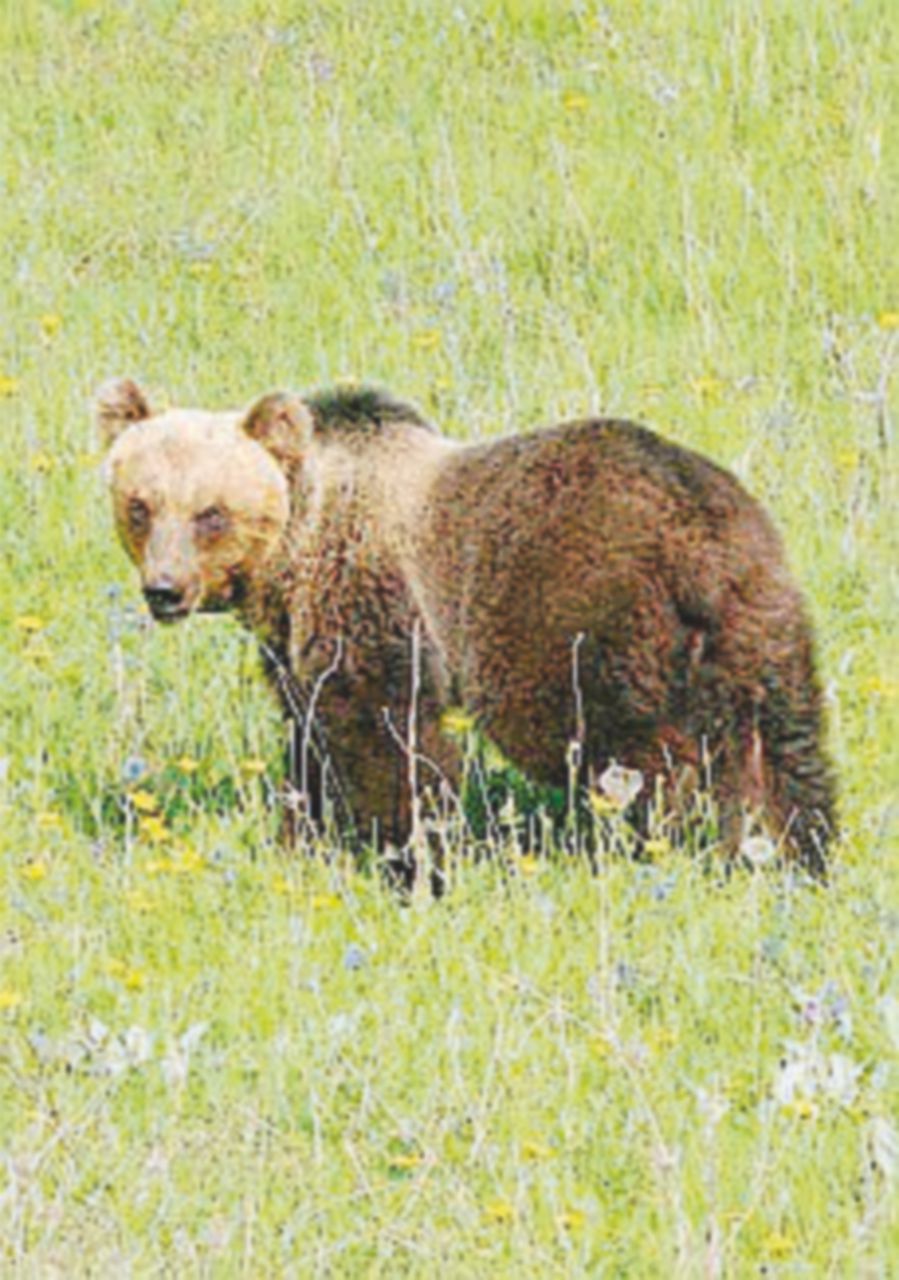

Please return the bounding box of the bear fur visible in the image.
[100,378,835,875]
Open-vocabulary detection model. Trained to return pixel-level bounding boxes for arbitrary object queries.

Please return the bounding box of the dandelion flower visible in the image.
[138,815,169,843]
[763,1231,795,1261]
[483,1201,515,1225]
[175,755,200,774]
[239,758,266,777]
[411,329,441,351]
[21,861,48,882]
[0,990,24,1012]
[15,615,45,634]
[876,311,899,330]
[130,789,158,814]
[39,313,62,338]
[556,1210,585,1232]
[0,375,19,397]
[563,91,589,112]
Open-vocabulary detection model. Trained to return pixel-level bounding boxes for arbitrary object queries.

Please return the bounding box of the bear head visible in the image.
[99,379,310,622]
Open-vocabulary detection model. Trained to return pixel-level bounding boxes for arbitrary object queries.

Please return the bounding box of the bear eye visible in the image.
[195,505,229,537]
[127,497,151,533]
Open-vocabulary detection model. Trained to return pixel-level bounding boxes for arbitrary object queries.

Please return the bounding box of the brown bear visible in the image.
[99,378,835,876]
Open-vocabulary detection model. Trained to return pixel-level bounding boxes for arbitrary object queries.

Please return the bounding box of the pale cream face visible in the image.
[106,409,290,621]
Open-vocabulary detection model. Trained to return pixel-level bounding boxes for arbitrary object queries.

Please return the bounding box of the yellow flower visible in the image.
[15,615,45,634]
[0,374,19,397]
[690,375,725,400]
[876,311,899,330]
[763,1231,795,1261]
[648,1026,678,1052]
[106,960,146,990]
[591,1034,613,1059]
[388,1153,424,1171]
[173,846,204,874]
[0,990,24,1012]
[483,1201,515,1225]
[588,791,619,818]
[517,855,540,877]
[784,1096,817,1121]
[643,837,672,858]
[31,451,56,475]
[125,889,156,913]
[175,755,200,774]
[21,861,48,882]
[123,968,146,991]
[130,789,158,814]
[440,707,475,736]
[411,329,441,351]
[556,1210,585,1232]
[239,758,266,777]
[39,313,62,338]
[432,376,452,393]
[311,893,341,911]
[521,1140,555,1160]
[138,815,169,843]
[145,856,177,875]
[563,91,589,113]
[36,811,63,830]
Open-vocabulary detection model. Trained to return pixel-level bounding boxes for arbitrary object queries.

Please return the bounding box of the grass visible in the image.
[1,0,897,1273]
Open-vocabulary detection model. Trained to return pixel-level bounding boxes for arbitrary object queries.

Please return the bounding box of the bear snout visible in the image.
[143,578,191,622]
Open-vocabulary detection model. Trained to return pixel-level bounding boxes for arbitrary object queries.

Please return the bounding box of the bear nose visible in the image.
[144,580,187,618]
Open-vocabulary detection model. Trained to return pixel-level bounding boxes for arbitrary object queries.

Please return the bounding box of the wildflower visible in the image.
[0,375,19,397]
[521,1140,555,1160]
[440,707,475,736]
[343,943,366,971]
[556,1210,585,1232]
[690,375,725,400]
[138,815,169,843]
[643,836,672,858]
[35,811,63,830]
[740,834,776,867]
[588,792,619,818]
[563,91,589,112]
[175,755,200,774]
[14,615,45,634]
[21,861,48,882]
[39,313,62,338]
[123,968,146,991]
[763,1231,795,1261]
[122,756,147,783]
[129,789,158,815]
[591,1034,613,1059]
[836,448,859,475]
[145,856,177,875]
[0,990,24,1012]
[483,1201,515,1225]
[597,763,643,808]
[876,311,899,330]
[173,846,204,874]
[30,452,56,475]
[311,893,341,911]
[784,1097,818,1121]
[124,889,156,913]
[517,855,540,877]
[411,329,441,351]
[239,758,266,777]
[388,1152,424,1172]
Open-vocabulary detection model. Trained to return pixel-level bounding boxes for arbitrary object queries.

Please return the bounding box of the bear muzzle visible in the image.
[143,577,193,623]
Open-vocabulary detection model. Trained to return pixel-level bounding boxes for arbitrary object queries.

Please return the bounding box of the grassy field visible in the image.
[1,1,897,1274]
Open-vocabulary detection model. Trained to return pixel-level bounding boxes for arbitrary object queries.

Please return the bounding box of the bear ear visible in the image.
[96,378,153,446]
[240,392,312,467]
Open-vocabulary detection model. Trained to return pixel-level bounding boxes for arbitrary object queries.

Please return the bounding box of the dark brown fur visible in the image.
[102,382,835,876]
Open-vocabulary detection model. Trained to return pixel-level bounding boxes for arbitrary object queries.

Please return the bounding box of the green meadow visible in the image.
[1,1,897,1273]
